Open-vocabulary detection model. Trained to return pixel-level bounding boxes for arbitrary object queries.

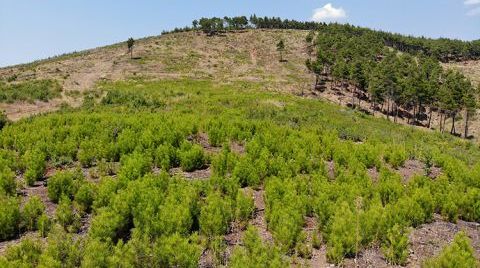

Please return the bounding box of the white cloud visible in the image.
[464,0,480,5]
[467,6,480,15]
[311,3,347,22]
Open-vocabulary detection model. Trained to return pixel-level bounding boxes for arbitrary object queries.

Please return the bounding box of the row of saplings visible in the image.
[1,141,479,267]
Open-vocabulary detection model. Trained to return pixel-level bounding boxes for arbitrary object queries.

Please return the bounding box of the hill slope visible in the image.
[0,29,479,267]
[0,30,311,120]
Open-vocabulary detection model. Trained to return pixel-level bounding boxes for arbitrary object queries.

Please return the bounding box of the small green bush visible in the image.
[74,182,96,213]
[47,170,83,203]
[55,196,80,232]
[0,167,16,196]
[423,232,478,268]
[37,213,51,237]
[23,149,46,186]
[0,195,21,241]
[199,191,233,238]
[384,145,408,169]
[382,224,409,265]
[235,189,254,225]
[22,196,45,231]
[179,143,206,172]
[3,238,43,267]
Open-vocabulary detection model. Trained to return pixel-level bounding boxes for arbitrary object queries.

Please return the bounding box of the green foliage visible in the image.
[230,226,286,268]
[23,149,46,186]
[0,79,62,103]
[74,182,96,213]
[179,143,206,172]
[3,238,43,267]
[326,202,358,264]
[382,224,409,265]
[118,152,151,182]
[0,194,20,241]
[22,196,45,231]
[0,167,16,196]
[153,234,201,268]
[47,170,84,203]
[37,213,51,237]
[38,225,83,267]
[200,191,233,238]
[235,189,255,225]
[423,232,478,268]
[55,196,80,232]
[384,145,408,168]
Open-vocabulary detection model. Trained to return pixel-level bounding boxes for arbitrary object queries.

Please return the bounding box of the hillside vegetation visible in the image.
[0,16,479,267]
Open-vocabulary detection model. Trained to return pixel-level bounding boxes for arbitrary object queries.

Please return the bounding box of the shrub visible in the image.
[22,196,45,231]
[382,224,409,265]
[74,182,96,213]
[199,191,233,238]
[154,144,177,170]
[179,143,205,172]
[55,196,80,232]
[47,170,83,203]
[326,202,358,264]
[235,189,254,225]
[118,152,151,182]
[423,232,478,268]
[152,234,201,268]
[229,226,286,268]
[23,149,46,186]
[0,195,20,241]
[37,213,51,237]
[89,208,126,242]
[3,238,43,267]
[81,238,111,268]
[0,167,16,196]
[384,145,407,169]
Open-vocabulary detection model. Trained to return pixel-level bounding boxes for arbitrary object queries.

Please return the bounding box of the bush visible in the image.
[74,182,96,213]
[153,234,201,268]
[118,152,151,182]
[3,238,43,267]
[423,232,478,268]
[22,196,45,231]
[229,226,286,268]
[47,170,83,203]
[37,213,51,237]
[55,196,80,232]
[89,208,126,242]
[326,202,358,264]
[235,189,254,225]
[179,143,206,172]
[384,145,408,168]
[0,167,16,196]
[23,149,46,186]
[0,195,20,241]
[81,239,111,268]
[382,224,409,265]
[199,191,233,238]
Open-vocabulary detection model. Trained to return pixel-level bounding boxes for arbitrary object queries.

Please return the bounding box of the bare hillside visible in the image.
[0,29,311,120]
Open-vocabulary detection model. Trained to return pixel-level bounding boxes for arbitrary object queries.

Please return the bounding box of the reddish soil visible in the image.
[397,159,426,183]
[20,180,57,217]
[408,214,480,267]
[251,188,274,243]
[169,166,211,180]
[326,161,335,180]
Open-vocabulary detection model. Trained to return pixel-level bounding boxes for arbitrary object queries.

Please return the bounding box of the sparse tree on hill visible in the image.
[127,38,135,59]
[277,40,286,62]
[192,20,199,30]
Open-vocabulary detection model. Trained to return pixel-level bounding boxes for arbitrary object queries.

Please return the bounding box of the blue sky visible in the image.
[0,0,479,67]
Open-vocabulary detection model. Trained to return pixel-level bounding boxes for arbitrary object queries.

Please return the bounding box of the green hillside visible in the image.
[0,17,479,267]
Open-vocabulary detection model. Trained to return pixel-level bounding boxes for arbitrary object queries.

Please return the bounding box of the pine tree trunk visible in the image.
[451,113,456,135]
[439,112,443,132]
[464,110,469,139]
[428,108,433,128]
